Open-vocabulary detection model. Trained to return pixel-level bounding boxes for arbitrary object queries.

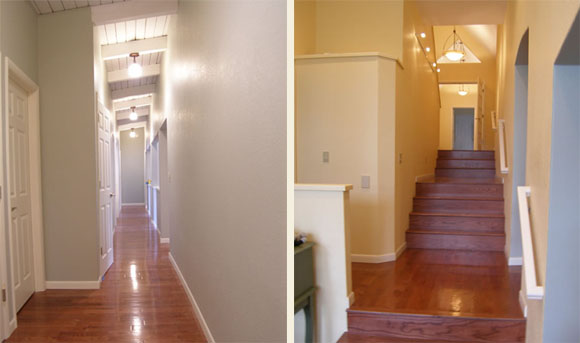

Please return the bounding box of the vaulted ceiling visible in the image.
[30,0,127,15]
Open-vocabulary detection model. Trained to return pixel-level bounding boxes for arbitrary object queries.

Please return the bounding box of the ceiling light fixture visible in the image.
[129,106,138,121]
[437,68,441,73]
[443,26,466,61]
[129,128,137,138]
[432,62,437,68]
[128,52,143,78]
[420,32,426,38]
[458,84,468,96]
[425,47,431,52]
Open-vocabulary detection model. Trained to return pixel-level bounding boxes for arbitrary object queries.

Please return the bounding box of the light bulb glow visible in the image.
[129,130,137,138]
[458,85,468,96]
[420,32,426,38]
[437,68,441,73]
[432,62,437,68]
[129,111,138,121]
[458,90,468,96]
[444,50,465,61]
[425,47,430,52]
[128,62,143,78]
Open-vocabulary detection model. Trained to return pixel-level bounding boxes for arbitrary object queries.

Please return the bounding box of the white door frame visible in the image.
[0,57,46,338]
[0,51,7,342]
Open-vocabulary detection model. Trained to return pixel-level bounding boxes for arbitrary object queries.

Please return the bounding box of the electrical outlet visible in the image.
[361,175,370,189]
[322,151,330,163]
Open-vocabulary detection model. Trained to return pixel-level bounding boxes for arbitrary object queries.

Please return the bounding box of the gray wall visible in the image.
[0,0,38,325]
[38,8,99,282]
[120,128,145,204]
[157,1,286,340]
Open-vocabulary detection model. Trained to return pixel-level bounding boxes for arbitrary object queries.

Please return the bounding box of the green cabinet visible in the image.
[294,242,315,343]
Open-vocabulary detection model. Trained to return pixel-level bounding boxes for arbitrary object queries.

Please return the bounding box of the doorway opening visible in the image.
[543,11,579,342]
[453,107,475,150]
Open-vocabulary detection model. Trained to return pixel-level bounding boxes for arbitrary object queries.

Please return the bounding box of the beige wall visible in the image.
[495,1,580,341]
[0,0,39,326]
[295,0,404,58]
[438,84,478,150]
[393,0,440,251]
[38,8,100,282]
[296,56,397,257]
[157,1,286,340]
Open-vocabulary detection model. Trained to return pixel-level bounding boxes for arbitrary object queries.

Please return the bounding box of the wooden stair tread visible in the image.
[338,332,476,343]
[414,195,503,201]
[347,308,524,321]
[418,176,503,184]
[407,229,505,237]
[410,212,505,218]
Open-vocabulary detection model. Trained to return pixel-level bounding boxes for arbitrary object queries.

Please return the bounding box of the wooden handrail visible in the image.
[499,119,508,174]
[517,186,544,300]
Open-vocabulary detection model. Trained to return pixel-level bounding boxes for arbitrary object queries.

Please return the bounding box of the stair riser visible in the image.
[348,312,525,343]
[406,232,505,251]
[438,150,495,160]
[437,159,496,169]
[416,183,503,198]
[413,199,504,215]
[410,215,504,233]
[436,168,496,178]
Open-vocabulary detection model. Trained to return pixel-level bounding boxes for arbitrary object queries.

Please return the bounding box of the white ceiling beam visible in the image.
[112,84,156,100]
[108,64,160,83]
[102,36,167,60]
[91,0,178,26]
[113,97,152,111]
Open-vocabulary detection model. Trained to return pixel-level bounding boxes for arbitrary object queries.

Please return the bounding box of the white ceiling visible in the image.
[30,0,126,15]
[415,1,507,25]
[434,25,497,63]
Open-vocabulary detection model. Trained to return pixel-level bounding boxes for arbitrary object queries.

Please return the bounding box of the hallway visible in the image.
[5,206,206,343]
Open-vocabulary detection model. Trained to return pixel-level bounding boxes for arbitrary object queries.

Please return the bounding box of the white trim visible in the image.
[108,64,160,83]
[91,0,178,26]
[396,242,407,258]
[295,52,404,69]
[517,186,544,300]
[351,242,406,263]
[498,119,509,174]
[45,281,101,290]
[508,257,523,266]
[111,84,156,101]
[168,253,214,343]
[351,253,395,263]
[160,237,170,244]
[0,49,7,342]
[519,289,528,317]
[294,184,353,192]
[118,121,147,132]
[122,203,145,206]
[348,292,355,306]
[102,36,167,61]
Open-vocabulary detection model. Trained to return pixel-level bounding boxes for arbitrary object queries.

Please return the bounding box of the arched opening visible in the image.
[543,10,580,342]
[509,29,529,261]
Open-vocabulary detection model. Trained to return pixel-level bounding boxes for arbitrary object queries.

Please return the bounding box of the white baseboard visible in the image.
[122,203,145,206]
[45,280,101,290]
[509,257,523,266]
[8,318,17,338]
[160,237,170,244]
[348,292,355,306]
[519,289,527,317]
[352,242,407,263]
[169,253,214,343]
[396,242,407,258]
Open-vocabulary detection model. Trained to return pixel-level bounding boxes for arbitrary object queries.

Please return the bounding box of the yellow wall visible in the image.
[438,84,478,150]
[495,1,580,341]
[294,0,404,58]
[394,0,440,251]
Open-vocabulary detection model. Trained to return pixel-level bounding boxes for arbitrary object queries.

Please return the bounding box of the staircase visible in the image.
[339,150,525,343]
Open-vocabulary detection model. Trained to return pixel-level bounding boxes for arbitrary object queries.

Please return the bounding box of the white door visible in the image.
[98,102,114,277]
[8,79,34,311]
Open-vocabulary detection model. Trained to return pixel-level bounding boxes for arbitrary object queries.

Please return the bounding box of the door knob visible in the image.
[11,207,16,211]
[109,193,115,197]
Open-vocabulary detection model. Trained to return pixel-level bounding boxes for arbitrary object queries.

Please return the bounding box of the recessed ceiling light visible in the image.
[425,47,431,52]
[420,32,426,38]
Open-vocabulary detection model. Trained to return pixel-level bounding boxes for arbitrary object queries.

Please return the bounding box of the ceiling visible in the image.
[30,0,126,15]
[415,1,507,25]
[434,25,497,63]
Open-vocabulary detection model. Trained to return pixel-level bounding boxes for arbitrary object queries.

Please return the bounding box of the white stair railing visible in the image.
[517,186,544,300]
[499,119,508,174]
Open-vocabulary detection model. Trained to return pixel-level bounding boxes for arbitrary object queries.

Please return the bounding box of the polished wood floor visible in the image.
[6,206,207,343]
[350,249,523,319]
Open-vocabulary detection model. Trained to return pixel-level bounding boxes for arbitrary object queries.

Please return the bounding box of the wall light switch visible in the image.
[399,153,403,164]
[322,151,330,163]
[361,175,370,189]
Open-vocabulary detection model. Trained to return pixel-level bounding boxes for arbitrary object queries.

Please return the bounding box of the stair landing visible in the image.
[342,249,525,342]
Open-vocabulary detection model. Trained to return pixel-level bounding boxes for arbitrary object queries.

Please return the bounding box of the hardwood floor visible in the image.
[6,206,207,343]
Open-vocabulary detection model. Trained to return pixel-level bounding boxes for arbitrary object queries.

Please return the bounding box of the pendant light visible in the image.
[458,84,468,96]
[443,27,465,62]
[128,52,143,78]
[129,106,138,121]
[129,128,137,138]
